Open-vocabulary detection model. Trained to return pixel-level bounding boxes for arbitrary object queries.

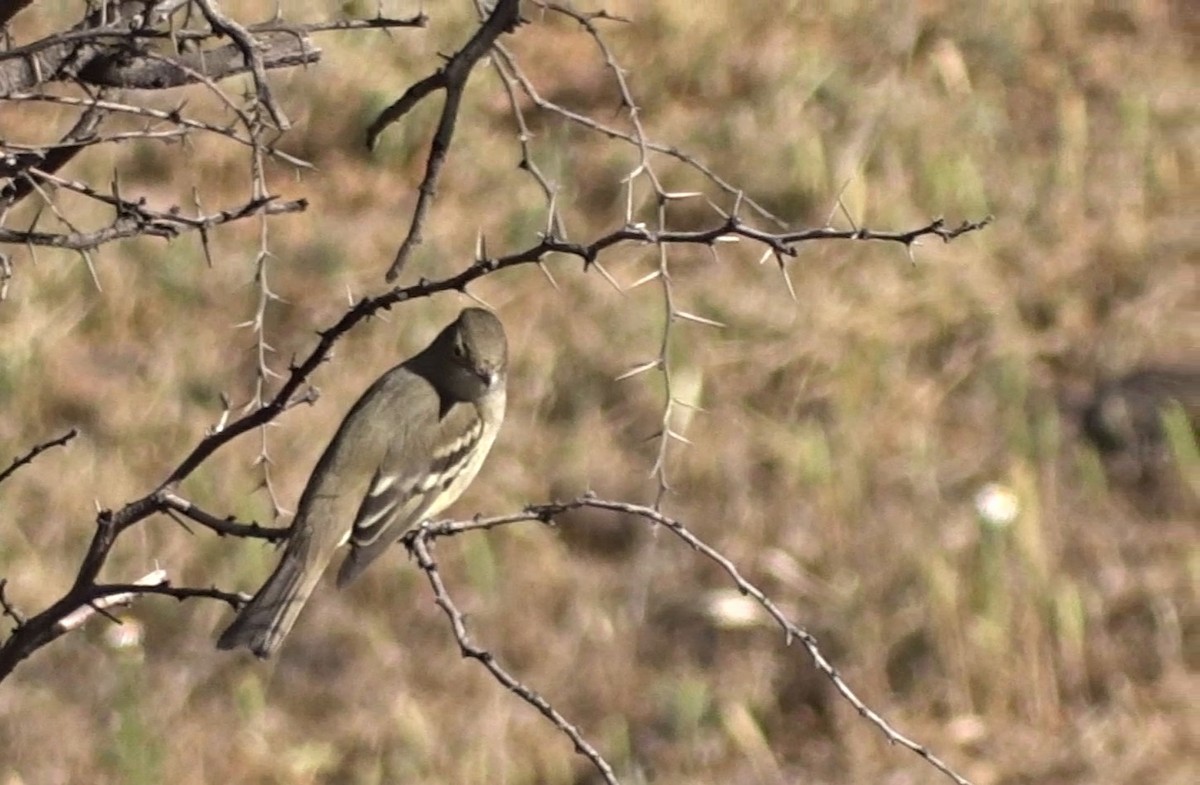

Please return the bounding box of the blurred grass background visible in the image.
[0,1,1197,783]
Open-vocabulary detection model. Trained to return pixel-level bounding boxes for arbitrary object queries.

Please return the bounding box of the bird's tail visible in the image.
[217,527,326,658]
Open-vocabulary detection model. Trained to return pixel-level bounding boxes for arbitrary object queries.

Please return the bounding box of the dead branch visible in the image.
[0,427,78,487]
[77,30,321,89]
[404,497,976,785]
[367,0,523,281]
[406,531,621,785]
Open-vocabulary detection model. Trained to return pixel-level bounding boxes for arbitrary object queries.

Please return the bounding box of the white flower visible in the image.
[974,483,1019,528]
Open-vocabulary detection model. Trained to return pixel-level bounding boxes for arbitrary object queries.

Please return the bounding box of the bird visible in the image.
[217,307,508,658]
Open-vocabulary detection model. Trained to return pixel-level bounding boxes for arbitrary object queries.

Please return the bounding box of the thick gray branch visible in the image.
[0,0,187,96]
[78,32,320,89]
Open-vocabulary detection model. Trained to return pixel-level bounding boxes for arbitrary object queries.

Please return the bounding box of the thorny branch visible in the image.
[0,96,108,206]
[0,193,308,251]
[2,92,314,169]
[0,2,426,261]
[0,206,988,680]
[0,3,992,784]
[192,0,290,129]
[158,490,289,541]
[404,497,975,785]
[55,570,244,632]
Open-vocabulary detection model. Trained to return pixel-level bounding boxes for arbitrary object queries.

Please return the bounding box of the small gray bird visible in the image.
[217,307,508,658]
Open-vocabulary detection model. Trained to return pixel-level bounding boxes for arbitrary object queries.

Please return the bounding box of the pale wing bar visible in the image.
[348,416,484,547]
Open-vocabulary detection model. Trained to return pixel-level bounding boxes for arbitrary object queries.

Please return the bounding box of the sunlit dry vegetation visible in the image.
[0,1,1196,784]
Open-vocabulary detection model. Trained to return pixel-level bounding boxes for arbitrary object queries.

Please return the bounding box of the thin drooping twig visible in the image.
[367,0,522,281]
[405,531,621,785]
[240,155,288,519]
[486,52,565,290]
[0,428,78,487]
[410,497,976,785]
[556,0,690,508]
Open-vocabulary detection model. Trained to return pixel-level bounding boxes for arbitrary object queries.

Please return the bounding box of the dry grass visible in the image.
[1,1,1197,784]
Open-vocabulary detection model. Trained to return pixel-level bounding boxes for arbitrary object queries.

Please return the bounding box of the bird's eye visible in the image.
[453,340,466,358]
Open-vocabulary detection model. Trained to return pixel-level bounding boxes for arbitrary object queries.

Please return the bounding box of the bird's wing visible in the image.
[336,391,484,587]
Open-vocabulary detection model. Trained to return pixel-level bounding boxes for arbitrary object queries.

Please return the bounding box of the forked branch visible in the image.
[404,497,975,785]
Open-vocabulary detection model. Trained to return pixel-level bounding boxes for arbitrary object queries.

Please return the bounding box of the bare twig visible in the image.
[54,568,244,634]
[0,579,27,627]
[493,38,786,228]
[368,0,522,281]
[87,580,244,609]
[0,188,307,251]
[0,428,78,487]
[53,569,170,633]
[156,491,288,541]
[0,93,312,167]
[414,497,976,785]
[241,184,287,518]
[404,529,620,785]
[192,0,289,129]
[0,94,107,206]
